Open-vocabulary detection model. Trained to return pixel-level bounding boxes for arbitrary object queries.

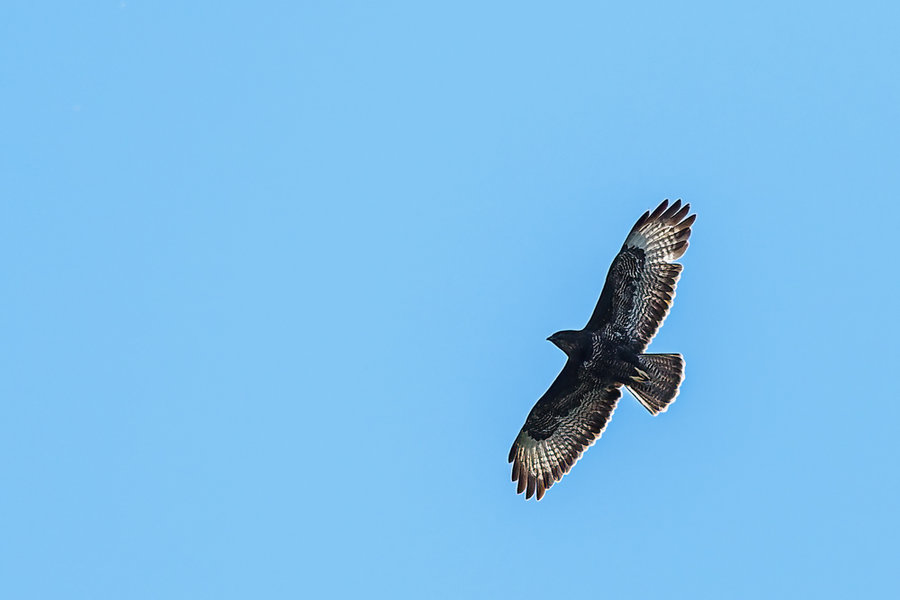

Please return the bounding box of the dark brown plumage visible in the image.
[508,199,695,500]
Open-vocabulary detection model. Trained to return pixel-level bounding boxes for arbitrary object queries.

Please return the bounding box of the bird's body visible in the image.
[509,199,695,500]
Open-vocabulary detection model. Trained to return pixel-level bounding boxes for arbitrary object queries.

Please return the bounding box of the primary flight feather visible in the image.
[509,199,696,500]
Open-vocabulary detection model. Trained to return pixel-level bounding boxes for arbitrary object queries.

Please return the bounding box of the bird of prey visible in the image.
[509,199,695,500]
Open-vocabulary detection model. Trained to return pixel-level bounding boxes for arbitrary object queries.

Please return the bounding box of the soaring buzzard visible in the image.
[509,199,695,500]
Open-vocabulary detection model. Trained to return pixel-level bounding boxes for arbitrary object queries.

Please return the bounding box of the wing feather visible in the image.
[585,199,695,350]
[509,362,622,500]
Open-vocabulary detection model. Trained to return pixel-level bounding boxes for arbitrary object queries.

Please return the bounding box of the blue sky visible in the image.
[3,2,900,598]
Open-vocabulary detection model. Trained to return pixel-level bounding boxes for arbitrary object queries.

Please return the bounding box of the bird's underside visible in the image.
[508,199,695,500]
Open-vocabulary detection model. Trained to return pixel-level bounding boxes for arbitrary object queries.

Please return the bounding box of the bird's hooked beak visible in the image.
[547,332,564,346]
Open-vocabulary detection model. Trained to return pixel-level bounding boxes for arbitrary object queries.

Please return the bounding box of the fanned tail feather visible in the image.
[625,353,684,415]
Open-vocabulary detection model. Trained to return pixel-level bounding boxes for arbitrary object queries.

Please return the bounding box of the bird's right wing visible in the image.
[584,199,695,351]
[509,363,622,500]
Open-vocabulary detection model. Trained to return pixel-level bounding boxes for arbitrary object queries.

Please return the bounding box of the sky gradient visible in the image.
[3,2,900,598]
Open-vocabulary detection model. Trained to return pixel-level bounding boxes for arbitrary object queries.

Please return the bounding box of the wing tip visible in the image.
[653,199,695,226]
[536,478,546,501]
[631,199,697,239]
[627,199,696,258]
[660,199,682,220]
[631,209,652,231]
[648,199,669,221]
[677,213,697,231]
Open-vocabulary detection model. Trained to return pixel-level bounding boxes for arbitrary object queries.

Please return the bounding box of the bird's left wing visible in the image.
[509,363,622,500]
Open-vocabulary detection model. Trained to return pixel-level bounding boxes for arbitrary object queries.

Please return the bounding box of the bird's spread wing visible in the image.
[508,362,622,500]
[585,199,695,351]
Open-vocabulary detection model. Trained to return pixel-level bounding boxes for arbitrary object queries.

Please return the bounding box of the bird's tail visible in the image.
[626,353,684,415]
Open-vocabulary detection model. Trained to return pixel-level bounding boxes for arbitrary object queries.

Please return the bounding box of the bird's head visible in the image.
[547,330,587,357]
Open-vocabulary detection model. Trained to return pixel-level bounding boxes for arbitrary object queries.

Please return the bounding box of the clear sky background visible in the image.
[3,2,899,598]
